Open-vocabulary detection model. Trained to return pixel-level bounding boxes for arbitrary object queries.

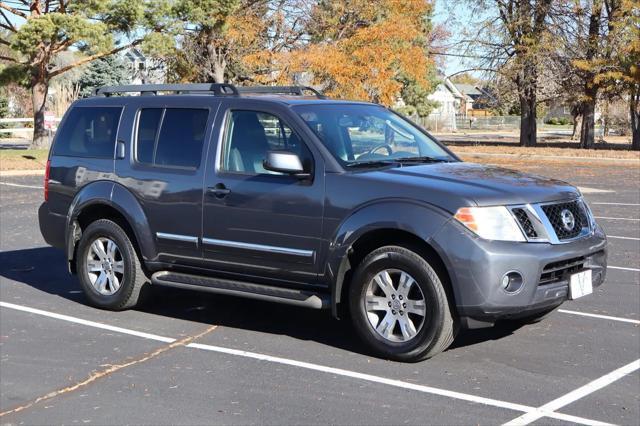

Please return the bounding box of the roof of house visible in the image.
[453,83,483,97]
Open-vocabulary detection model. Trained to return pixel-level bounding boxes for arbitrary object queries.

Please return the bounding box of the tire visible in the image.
[76,219,147,310]
[349,246,457,362]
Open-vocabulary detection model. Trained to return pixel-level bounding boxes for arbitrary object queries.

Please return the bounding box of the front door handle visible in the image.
[207,183,231,198]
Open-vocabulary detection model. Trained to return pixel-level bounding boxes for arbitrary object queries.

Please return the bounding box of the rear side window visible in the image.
[53,107,122,158]
[135,108,209,169]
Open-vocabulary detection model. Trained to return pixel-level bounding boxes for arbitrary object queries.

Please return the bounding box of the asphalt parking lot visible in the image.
[1,161,638,426]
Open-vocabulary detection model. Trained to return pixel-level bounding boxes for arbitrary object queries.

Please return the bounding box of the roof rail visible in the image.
[93,83,239,97]
[236,86,326,99]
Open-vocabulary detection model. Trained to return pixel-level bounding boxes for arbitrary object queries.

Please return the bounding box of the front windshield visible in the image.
[292,104,454,167]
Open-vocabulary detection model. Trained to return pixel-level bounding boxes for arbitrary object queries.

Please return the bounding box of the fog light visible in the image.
[501,271,523,293]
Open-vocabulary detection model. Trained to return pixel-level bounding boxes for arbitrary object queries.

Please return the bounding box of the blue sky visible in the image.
[5,1,473,77]
[433,1,475,77]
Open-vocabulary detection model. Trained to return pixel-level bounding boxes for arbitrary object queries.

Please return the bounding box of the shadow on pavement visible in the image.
[0,246,523,358]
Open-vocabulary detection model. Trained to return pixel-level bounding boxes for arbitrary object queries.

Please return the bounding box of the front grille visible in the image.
[541,201,588,240]
[512,208,538,238]
[539,256,586,285]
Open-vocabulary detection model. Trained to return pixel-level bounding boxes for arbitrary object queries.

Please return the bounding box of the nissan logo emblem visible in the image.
[560,209,576,231]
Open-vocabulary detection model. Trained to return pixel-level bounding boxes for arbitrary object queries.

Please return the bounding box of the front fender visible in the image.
[66,181,157,263]
[325,199,452,316]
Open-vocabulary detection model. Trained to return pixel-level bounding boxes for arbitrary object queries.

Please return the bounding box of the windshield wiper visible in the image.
[394,156,451,164]
[345,159,398,168]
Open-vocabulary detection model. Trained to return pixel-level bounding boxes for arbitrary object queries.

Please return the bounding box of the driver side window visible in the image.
[221,110,312,175]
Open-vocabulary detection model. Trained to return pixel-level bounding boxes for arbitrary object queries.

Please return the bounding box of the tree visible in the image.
[276,0,439,109]
[167,0,308,84]
[77,55,129,97]
[461,0,554,146]
[0,0,169,148]
[170,0,242,83]
[555,0,636,148]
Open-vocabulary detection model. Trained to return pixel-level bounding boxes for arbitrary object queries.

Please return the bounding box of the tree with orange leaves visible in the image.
[268,0,439,113]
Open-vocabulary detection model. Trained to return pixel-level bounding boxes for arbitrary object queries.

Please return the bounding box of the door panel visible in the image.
[115,99,218,263]
[202,102,325,286]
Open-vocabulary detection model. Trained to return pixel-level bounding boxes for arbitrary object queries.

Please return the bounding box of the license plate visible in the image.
[569,269,593,300]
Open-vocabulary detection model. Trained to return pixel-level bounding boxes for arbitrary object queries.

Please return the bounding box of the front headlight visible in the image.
[454,206,526,242]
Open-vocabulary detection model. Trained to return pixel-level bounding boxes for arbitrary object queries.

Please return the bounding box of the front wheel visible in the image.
[349,246,457,362]
[76,219,147,310]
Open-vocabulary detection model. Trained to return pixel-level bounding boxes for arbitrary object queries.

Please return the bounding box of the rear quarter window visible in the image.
[135,108,209,169]
[53,107,122,158]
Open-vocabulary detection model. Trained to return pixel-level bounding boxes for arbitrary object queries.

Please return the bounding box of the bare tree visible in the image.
[460,0,554,146]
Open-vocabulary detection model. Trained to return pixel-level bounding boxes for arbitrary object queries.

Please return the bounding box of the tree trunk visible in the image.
[580,97,597,149]
[213,62,225,83]
[631,91,640,151]
[519,93,537,147]
[30,75,49,149]
[571,114,581,140]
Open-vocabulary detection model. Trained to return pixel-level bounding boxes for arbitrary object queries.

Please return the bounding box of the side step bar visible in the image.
[151,271,329,309]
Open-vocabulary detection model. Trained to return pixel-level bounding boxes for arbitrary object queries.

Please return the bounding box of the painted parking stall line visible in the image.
[0,301,176,343]
[591,202,640,206]
[503,359,640,426]
[607,265,640,272]
[0,301,611,426]
[0,181,42,189]
[594,216,640,221]
[607,235,640,241]
[558,309,640,325]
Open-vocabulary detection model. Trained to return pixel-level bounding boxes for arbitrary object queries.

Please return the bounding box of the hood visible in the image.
[367,162,579,208]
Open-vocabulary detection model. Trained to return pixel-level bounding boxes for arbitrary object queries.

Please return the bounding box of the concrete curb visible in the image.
[0,169,45,177]
[456,152,640,164]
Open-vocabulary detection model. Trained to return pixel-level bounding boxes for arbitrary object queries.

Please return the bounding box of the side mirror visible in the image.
[263,151,311,178]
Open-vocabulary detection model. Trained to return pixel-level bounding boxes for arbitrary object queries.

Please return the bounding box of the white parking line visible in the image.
[591,202,640,206]
[0,301,609,426]
[559,309,640,325]
[0,302,176,343]
[607,235,640,241]
[0,181,41,189]
[608,265,640,272]
[504,359,640,425]
[594,216,640,221]
[578,187,615,194]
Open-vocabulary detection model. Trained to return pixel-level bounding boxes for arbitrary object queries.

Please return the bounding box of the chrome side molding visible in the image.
[202,238,314,258]
[156,232,199,244]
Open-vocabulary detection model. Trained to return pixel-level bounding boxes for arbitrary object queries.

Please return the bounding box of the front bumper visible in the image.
[430,220,607,325]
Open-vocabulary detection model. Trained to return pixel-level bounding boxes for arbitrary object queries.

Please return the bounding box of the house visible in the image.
[423,78,465,131]
[122,48,166,85]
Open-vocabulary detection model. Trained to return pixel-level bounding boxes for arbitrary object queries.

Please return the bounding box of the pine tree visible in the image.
[78,56,130,98]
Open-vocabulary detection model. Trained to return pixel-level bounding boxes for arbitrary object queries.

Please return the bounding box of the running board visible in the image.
[151,271,329,309]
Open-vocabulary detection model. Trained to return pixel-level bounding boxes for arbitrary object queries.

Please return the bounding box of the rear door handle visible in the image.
[207,184,231,198]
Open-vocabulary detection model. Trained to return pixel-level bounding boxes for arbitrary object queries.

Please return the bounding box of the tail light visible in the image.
[44,159,50,201]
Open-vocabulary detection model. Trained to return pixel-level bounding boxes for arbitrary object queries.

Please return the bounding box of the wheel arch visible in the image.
[326,200,456,318]
[66,181,156,273]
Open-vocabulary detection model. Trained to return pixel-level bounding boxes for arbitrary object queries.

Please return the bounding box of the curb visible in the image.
[0,169,45,176]
[455,152,640,164]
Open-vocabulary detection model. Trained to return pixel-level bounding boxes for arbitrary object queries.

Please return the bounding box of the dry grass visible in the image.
[0,149,48,171]
[450,145,640,160]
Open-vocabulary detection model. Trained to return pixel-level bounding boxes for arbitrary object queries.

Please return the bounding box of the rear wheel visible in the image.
[349,246,457,362]
[76,219,147,310]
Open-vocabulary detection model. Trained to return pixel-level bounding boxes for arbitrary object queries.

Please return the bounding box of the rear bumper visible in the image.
[38,202,66,249]
[431,220,607,325]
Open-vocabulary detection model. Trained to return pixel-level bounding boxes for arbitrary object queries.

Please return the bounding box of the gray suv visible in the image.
[38,84,607,362]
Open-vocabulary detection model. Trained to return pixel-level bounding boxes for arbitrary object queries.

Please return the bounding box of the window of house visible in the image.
[221,110,312,175]
[135,108,209,169]
[53,107,122,158]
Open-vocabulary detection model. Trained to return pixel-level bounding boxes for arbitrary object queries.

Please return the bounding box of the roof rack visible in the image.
[93,83,239,97]
[236,86,326,99]
[92,83,326,99]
